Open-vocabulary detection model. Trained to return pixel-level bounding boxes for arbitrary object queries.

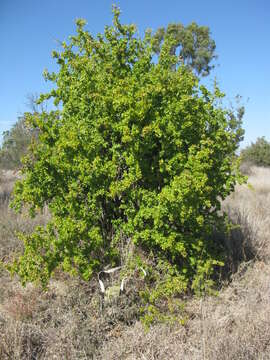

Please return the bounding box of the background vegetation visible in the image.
[240,137,270,169]
[0,116,34,170]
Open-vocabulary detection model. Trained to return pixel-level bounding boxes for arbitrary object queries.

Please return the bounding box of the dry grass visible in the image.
[0,166,269,359]
[0,170,19,205]
[247,166,270,194]
[0,170,49,261]
[222,165,270,264]
[99,261,270,359]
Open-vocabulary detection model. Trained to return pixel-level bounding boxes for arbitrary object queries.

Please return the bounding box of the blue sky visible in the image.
[0,0,269,148]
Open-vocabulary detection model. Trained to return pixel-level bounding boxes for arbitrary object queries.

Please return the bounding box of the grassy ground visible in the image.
[0,166,269,359]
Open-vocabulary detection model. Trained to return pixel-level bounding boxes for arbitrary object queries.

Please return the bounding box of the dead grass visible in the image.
[0,166,269,359]
[222,165,270,264]
[99,261,270,359]
[247,166,270,194]
[0,170,19,205]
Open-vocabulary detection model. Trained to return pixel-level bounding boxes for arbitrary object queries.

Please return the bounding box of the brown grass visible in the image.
[0,170,19,205]
[99,261,270,359]
[0,166,269,359]
[222,166,270,264]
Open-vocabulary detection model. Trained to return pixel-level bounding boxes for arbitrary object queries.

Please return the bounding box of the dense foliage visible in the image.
[241,137,270,167]
[9,8,244,291]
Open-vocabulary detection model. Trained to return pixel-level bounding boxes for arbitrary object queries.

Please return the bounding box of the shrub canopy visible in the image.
[10,8,244,290]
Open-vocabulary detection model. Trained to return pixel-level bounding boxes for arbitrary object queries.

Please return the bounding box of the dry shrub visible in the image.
[0,319,46,360]
[2,283,40,321]
[0,276,96,359]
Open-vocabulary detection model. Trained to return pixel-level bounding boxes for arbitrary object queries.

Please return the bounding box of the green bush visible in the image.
[8,8,244,292]
[241,137,270,167]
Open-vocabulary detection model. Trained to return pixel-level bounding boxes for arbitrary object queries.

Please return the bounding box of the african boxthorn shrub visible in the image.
[9,7,244,291]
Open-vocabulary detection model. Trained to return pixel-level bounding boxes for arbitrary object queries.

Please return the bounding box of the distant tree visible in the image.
[25,93,48,114]
[151,22,216,76]
[241,137,270,167]
[0,117,33,170]
[0,94,43,170]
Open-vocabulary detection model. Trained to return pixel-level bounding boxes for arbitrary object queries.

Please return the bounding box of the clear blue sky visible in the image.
[1,0,269,147]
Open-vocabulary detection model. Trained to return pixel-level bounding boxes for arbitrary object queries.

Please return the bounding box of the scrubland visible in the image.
[0,165,269,359]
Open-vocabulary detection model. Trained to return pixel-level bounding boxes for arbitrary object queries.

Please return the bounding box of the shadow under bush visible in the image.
[213,213,258,283]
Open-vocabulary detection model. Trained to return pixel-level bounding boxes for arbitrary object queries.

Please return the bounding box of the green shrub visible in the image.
[8,8,244,292]
[241,137,270,167]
